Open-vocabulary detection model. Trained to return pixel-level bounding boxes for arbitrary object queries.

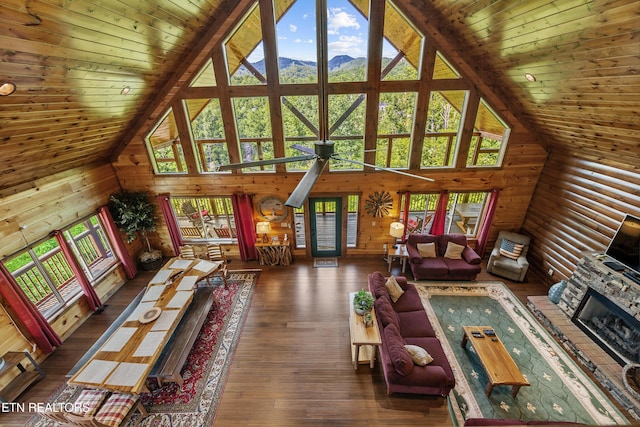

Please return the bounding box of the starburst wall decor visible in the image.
[364,191,393,217]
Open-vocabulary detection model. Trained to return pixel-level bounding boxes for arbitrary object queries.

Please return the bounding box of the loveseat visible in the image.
[368,271,455,396]
[406,234,481,280]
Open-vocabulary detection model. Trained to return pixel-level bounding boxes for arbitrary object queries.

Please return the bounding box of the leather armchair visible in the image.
[487,231,530,282]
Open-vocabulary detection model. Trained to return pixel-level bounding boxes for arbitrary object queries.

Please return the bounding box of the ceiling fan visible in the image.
[218,140,434,209]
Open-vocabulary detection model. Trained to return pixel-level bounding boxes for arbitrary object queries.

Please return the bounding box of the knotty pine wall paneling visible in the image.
[113,127,548,260]
[0,163,127,363]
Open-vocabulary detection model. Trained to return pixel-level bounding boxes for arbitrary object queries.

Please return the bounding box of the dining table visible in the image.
[67,257,223,395]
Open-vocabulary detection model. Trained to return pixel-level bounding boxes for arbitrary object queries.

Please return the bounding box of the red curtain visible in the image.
[157,195,183,255]
[232,194,257,261]
[400,191,410,242]
[52,230,102,311]
[475,188,500,257]
[429,190,449,235]
[0,264,62,353]
[98,206,137,279]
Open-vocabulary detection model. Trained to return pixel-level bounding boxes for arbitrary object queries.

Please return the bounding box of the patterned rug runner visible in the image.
[415,281,629,426]
[27,270,259,427]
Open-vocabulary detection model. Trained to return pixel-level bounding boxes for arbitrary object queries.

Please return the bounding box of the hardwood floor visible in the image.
[0,255,600,426]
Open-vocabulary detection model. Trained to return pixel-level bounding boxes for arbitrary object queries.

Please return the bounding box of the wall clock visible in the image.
[257,195,288,222]
[364,191,393,218]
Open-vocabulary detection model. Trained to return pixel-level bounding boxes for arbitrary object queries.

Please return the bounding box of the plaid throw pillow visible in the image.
[94,393,138,427]
[500,239,524,260]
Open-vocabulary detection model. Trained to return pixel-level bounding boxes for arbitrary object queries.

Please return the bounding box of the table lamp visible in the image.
[389,222,405,248]
[256,221,271,243]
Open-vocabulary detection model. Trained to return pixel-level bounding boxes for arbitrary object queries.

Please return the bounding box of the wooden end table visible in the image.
[461,326,530,397]
[348,292,381,370]
[387,244,409,273]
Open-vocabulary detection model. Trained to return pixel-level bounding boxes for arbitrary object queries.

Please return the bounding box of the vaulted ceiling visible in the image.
[1,0,637,192]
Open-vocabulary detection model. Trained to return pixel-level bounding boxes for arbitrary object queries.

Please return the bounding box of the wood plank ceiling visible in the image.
[0,0,638,192]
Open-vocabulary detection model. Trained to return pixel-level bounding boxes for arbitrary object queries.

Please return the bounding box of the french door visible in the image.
[309,197,342,258]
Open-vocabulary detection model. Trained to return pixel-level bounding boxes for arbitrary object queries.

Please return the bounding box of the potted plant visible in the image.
[108,191,163,271]
[353,290,374,315]
[363,312,374,328]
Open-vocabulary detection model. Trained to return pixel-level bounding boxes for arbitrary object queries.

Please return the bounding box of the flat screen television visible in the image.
[605,214,640,274]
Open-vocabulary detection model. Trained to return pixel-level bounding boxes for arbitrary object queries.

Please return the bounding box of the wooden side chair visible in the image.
[178,245,196,259]
[181,201,212,223]
[205,244,228,287]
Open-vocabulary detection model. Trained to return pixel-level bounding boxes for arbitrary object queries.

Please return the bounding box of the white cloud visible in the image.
[328,35,365,56]
[328,8,360,33]
[303,13,309,20]
[289,24,297,33]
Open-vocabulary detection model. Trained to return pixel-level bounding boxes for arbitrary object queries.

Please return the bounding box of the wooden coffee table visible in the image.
[461,326,530,397]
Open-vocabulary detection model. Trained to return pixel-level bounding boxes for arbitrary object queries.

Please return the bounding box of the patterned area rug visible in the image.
[27,270,259,427]
[414,281,629,426]
[313,257,338,267]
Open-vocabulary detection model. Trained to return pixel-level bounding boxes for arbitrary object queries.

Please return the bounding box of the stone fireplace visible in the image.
[528,252,640,420]
[572,288,640,366]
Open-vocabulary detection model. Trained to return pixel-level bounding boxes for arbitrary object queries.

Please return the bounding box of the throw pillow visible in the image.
[500,239,525,260]
[385,276,405,303]
[416,242,436,258]
[444,242,465,259]
[404,344,433,366]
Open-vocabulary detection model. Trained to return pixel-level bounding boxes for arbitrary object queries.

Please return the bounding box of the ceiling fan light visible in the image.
[0,81,16,96]
[121,86,131,95]
[524,73,536,82]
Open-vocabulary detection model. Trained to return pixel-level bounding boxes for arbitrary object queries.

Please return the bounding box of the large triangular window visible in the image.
[147,0,510,176]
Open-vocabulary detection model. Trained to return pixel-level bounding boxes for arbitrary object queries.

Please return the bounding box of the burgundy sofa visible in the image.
[368,271,455,396]
[406,234,481,280]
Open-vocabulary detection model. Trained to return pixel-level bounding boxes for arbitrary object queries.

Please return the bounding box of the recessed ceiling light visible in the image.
[0,82,16,96]
[121,86,131,95]
[524,73,536,82]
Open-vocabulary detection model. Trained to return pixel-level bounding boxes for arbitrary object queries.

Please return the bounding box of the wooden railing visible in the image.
[195,131,486,170]
[12,229,113,312]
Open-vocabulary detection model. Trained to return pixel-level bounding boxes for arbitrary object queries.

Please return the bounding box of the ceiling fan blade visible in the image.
[331,156,435,182]
[217,154,317,171]
[291,144,315,155]
[285,159,329,208]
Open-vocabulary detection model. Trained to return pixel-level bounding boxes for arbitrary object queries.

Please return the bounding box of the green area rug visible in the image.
[414,282,629,426]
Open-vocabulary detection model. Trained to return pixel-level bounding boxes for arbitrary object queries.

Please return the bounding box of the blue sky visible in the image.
[248,0,396,62]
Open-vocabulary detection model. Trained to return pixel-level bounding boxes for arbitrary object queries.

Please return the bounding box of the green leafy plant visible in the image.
[108,191,158,258]
[353,290,374,314]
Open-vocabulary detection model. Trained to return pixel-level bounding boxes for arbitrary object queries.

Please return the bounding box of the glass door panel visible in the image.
[309,197,341,257]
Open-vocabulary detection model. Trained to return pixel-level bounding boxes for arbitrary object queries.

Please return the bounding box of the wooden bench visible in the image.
[67,290,145,378]
[148,286,217,386]
[0,351,45,402]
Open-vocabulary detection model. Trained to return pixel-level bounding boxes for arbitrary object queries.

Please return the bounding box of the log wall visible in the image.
[523,150,640,287]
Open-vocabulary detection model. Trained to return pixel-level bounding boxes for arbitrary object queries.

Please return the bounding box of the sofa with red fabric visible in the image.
[368,271,455,396]
[406,233,481,280]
